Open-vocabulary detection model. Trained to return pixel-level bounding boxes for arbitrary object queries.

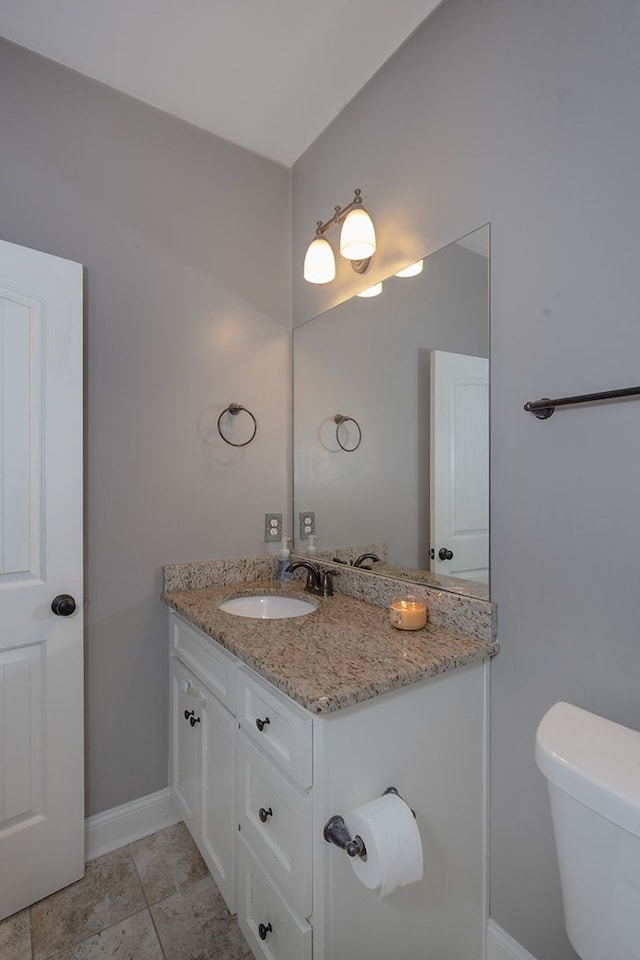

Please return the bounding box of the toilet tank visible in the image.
[536,702,640,960]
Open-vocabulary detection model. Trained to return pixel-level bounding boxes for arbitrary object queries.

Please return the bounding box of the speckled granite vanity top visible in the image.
[164,572,497,715]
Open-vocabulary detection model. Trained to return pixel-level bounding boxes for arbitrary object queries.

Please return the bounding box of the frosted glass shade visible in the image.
[303,237,336,283]
[394,260,424,278]
[356,281,383,298]
[340,208,376,261]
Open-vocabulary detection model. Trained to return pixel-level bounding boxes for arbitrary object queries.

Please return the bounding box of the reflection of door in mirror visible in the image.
[292,224,489,600]
[430,350,488,583]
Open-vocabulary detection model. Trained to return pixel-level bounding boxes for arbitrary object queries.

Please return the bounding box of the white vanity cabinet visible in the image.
[169,609,489,960]
[169,613,238,912]
[235,660,488,960]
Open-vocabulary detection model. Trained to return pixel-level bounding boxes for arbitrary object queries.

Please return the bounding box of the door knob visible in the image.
[438,548,454,561]
[51,594,77,617]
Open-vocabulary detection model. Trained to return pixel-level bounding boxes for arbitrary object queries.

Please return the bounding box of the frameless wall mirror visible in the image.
[292,224,490,600]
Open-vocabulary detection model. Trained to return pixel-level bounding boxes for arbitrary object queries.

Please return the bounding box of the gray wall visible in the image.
[292,0,640,957]
[0,39,291,816]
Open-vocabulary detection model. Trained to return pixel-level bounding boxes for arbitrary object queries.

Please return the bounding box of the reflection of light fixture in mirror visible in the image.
[356,281,383,298]
[394,260,424,278]
[303,188,375,284]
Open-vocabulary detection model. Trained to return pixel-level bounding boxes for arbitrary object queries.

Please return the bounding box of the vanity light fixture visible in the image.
[394,260,424,278]
[303,188,376,284]
[356,281,383,298]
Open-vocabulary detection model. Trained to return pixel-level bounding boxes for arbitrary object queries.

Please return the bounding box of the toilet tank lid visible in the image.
[536,701,640,838]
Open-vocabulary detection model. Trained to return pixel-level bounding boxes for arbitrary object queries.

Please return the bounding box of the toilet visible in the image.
[535,701,640,960]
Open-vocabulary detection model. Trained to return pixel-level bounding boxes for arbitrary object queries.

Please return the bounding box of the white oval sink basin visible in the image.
[218,595,317,620]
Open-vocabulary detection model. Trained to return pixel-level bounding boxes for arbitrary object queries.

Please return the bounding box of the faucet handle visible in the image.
[321,569,339,597]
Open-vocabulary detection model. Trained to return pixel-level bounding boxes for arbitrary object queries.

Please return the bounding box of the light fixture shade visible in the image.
[356,281,383,298]
[303,237,336,283]
[340,207,376,261]
[394,260,424,278]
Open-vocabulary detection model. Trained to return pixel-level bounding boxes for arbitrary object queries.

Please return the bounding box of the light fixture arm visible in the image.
[313,189,366,237]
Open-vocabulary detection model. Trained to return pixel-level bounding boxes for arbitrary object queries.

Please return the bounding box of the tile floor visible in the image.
[0,822,253,960]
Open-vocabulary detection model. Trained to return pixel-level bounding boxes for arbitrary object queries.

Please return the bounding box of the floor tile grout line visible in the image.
[29,902,35,960]
[126,843,152,909]
[126,845,168,960]
[147,904,169,960]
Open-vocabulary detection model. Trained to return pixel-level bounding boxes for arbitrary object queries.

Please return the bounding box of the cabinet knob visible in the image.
[258,806,273,823]
[258,922,273,941]
[255,716,270,732]
[438,547,454,561]
[184,709,194,721]
[190,715,200,727]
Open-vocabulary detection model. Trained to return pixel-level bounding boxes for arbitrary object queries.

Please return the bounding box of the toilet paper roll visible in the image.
[344,793,423,898]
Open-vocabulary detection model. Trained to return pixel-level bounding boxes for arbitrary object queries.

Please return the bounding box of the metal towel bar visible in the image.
[524,385,640,419]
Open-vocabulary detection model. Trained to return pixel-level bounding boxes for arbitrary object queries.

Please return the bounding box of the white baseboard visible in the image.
[85,787,180,861]
[487,919,539,960]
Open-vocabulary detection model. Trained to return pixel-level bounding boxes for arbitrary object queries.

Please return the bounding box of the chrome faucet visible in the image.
[286,561,339,597]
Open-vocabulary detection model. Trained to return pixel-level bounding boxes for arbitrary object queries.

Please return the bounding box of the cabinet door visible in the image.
[201,685,236,913]
[170,659,202,834]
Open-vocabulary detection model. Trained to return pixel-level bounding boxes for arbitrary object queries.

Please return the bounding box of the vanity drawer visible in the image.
[238,837,312,960]
[237,731,312,919]
[170,612,238,713]
[237,668,312,789]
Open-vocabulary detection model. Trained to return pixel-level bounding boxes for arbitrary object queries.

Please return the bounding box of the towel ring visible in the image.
[217,403,257,447]
[334,414,362,452]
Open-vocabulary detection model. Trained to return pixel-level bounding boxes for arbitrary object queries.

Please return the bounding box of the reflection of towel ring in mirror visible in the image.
[334,414,362,452]
[217,403,258,447]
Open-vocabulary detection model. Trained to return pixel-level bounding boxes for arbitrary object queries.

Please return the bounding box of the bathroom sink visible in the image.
[218,595,317,619]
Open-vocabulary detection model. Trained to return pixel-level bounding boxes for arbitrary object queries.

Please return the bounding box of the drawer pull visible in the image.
[255,716,270,732]
[258,806,273,823]
[258,922,273,941]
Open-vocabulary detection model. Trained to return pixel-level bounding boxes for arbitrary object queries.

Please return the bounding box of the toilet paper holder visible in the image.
[323,786,415,860]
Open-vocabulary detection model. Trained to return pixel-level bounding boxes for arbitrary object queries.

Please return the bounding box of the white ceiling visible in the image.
[0,0,442,166]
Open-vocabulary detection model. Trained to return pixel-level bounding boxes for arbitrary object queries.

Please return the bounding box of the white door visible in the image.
[0,239,83,920]
[430,350,489,583]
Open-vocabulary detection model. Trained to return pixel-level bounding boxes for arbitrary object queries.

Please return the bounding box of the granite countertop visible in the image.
[164,578,497,715]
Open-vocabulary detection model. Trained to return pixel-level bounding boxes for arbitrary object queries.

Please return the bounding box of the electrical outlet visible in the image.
[264,513,283,543]
[299,511,315,539]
